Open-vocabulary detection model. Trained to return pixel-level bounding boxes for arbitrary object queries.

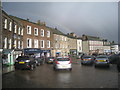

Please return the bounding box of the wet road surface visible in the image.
[2,62,118,88]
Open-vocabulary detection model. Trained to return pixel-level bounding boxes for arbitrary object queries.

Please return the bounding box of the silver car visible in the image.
[94,55,110,68]
[53,57,72,71]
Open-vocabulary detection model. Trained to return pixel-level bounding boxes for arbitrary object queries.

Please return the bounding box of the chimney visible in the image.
[55,27,57,30]
[37,20,41,25]
[41,22,46,26]
[26,18,29,21]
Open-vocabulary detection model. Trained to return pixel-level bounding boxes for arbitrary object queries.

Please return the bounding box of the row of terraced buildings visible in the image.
[1,10,119,66]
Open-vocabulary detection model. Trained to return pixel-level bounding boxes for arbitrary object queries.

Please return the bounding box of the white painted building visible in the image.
[77,38,82,55]
[89,40,104,54]
[111,44,119,54]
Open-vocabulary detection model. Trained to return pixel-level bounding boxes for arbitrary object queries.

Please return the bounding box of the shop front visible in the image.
[2,49,14,66]
[24,48,43,57]
[70,49,77,55]
[13,49,23,60]
[41,50,51,57]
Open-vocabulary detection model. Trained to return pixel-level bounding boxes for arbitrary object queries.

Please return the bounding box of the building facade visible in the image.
[103,40,111,54]
[111,44,119,54]
[12,17,53,57]
[77,38,83,55]
[52,34,69,57]
[2,11,23,65]
[82,35,104,55]
[67,37,77,55]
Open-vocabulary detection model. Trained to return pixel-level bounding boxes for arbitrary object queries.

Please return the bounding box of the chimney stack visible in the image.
[37,20,41,25]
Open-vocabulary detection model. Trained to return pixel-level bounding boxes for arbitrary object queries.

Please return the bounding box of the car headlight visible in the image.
[25,60,30,62]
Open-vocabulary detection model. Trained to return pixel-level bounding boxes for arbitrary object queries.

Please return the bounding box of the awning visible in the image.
[42,50,51,53]
[3,49,14,54]
[56,52,60,54]
[24,48,43,54]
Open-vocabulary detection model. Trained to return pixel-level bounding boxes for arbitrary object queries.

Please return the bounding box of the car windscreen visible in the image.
[96,56,108,58]
[83,56,92,58]
[48,57,54,59]
[16,57,30,60]
[57,58,70,61]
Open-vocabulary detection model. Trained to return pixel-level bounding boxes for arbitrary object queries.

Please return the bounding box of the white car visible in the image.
[53,57,72,71]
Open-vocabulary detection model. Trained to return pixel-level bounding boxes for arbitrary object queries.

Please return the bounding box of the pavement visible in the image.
[2,65,15,74]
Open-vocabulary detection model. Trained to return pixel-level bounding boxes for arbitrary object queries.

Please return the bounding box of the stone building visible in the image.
[77,37,83,55]
[82,34,104,55]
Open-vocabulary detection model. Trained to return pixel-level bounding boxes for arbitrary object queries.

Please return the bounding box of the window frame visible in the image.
[47,40,50,48]
[27,38,32,48]
[4,18,7,29]
[34,39,38,48]
[41,40,44,48]
[9,21,12,31]
[47,31,50,37]
[27,25,31,35]
[34,28,38,36]
[41,29,44,37]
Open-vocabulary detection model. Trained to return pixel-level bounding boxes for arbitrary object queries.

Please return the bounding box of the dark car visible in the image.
[14,56,36,70]
[46,57,55,64]
[116,53,120,72]
[81,55,95,65]
[34,57,45,66]
[109,54,119,64]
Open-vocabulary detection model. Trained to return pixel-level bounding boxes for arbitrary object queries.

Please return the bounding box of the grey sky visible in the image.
[2,2,118,43]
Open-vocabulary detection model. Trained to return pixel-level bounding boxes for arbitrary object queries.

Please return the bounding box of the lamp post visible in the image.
[0,0,2,58]
[0,1,2,90]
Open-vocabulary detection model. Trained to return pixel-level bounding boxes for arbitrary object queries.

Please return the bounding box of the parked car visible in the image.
[14,56,36,70]
[77,53,86,59]
[46,57,55,64]
[34,57,45,66]
[109,54,119,64]
[94,55,110,68]
[116,53,120,72]
[53,57,72,71]
[81,55,95,65]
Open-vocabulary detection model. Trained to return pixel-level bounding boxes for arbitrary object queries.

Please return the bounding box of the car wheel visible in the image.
[107,65,110,68]
[81,63,84,65]
[37,63,40,66]
[54,67,58,71]
[69,68,72,71]
[15,67,18,70]
[95,65,97,68]
[30,65,34,71]
[34,63,37,68]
